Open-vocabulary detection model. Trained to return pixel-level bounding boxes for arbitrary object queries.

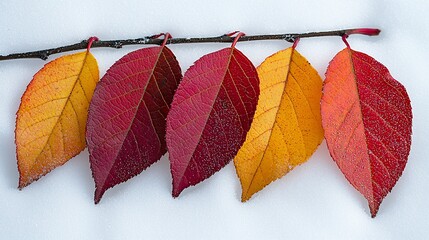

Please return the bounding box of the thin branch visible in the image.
[0,28,380,61]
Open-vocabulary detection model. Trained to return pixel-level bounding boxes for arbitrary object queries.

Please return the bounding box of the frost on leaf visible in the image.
[234,47,324,201]
[16,51,99,188]
[321,48,412,217]
[86,46,181,203]
[166,47,260,197]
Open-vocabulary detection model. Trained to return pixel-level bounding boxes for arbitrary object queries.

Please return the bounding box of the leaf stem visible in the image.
[161,33,172,47]
[292,37,300,49]
[86,37,99,52]
[231,32,246,48]
[342,35,351,49]
[0,28,380,61]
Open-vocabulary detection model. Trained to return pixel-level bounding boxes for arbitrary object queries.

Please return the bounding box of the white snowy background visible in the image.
[1,0,428,239]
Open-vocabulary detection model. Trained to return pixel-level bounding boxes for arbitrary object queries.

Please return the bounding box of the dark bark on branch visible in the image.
[0,28,380,61]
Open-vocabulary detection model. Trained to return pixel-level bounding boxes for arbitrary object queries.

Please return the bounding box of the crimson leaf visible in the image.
[166,47,260,197]
[86,46,181,203]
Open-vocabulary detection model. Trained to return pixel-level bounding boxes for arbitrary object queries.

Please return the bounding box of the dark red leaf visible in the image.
[321,48,412,217]
[166,47,260,197]
[86,46,181,203]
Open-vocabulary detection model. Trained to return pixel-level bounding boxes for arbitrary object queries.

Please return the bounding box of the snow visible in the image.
[1,0,428,239]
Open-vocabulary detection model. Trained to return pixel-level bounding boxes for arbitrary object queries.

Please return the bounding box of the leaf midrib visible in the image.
[97,46,167,191]
[175,47,239,188]
[27,51,91,175]
[346,48,376,206]
[244,48,308,198]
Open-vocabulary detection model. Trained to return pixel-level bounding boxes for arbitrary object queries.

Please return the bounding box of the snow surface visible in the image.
[1,0,428,239]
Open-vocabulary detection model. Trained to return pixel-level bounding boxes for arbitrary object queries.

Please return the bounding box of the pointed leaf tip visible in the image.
[86,45,181,202]
[16,51,99,188]
[321,48,412,217]
[172,188,180,198]
[94,187,104,204]
[166,47,260,197]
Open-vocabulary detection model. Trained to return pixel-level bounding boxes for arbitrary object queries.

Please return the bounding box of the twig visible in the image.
[0,28,380,61]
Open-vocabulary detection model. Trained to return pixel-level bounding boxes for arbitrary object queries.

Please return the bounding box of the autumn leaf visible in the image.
[321,48,412,217]
[166,47,259,197]
[16,50,99,188]
[86,45,181,203]
[234,47,324,201]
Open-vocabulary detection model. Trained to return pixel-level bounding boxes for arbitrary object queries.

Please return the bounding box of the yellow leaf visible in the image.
[16,51,99,188]
[234,47,323,201]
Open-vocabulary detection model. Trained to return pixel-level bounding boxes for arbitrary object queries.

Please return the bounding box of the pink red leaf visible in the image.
[321,48,412,217]
[86,46,181,203]
[166,47,259,197]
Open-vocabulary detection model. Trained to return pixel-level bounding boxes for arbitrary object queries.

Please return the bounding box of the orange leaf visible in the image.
[15,51,99,188]
[321,48,412,217]
[234,48,324,201]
